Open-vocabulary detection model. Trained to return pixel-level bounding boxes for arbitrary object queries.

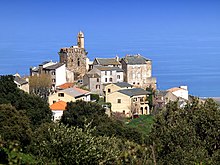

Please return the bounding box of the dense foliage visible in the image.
[61,100,144,144]
[149,99,220,164]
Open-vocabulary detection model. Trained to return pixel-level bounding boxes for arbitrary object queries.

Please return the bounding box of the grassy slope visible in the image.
[127,115,155,136]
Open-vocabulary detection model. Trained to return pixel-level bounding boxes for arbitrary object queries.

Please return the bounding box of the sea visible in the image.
[0,32,220,97]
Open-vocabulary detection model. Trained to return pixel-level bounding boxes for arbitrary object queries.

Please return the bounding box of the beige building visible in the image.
[58,31,89,80]
[103,82,133,96]
[106,88,151,117]
[14,74,29,93]
[120,54,157,89]
[48,86,90,105]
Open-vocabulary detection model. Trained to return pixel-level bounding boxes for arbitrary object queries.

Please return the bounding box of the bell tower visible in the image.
[77,31,84,48]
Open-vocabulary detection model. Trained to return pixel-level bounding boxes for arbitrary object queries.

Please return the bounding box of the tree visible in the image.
[29,73,51,99]
[0,104,32,148]
[30,123,121,164]
[61,100,144,144]
[149,99,220,164]
[0,75,52,127]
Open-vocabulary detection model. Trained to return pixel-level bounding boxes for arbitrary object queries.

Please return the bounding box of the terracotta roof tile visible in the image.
[50,101,67,111]
[57,83,75,89]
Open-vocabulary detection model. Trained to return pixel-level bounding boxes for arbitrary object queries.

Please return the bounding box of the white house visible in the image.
[167,86,189,100]
[50,101,67,122]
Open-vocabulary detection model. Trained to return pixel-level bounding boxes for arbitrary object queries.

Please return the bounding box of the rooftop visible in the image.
[94,58,121,66]
[86,73,100,78]
[167,87,187,92]
[50,101,67,111]
[14,76,28,85]
[57,83,75,90]
[121,54,151,65]
[118,88,150,97]
[61,86,90,98]
[111,82,132,88]
[44,63,64,70]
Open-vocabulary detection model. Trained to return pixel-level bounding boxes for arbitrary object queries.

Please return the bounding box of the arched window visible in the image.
[77,58,80,66]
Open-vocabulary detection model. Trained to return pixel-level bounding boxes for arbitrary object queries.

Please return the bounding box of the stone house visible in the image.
[106,88,151,117]
[58,31,90,80]
[48,86,90,105]
[50,101,67,122]
[83,66,124,95]
[120,54,157,89]
[14,74,29,93]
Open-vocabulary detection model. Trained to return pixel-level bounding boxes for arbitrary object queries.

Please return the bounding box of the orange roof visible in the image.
[57,83,74,89]
[50,101,67,111]
[167,87,186,92]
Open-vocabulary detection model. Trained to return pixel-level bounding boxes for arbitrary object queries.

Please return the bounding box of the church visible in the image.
[58,31,90,80]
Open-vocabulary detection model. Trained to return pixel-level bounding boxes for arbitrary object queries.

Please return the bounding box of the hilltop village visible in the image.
[16,31,192,121]
[2,32,220,164]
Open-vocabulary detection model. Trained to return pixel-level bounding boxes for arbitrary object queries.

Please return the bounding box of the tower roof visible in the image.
[78,31,84,37]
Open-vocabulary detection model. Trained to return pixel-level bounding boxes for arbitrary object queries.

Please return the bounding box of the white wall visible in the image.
[52,110,64,121]
[55,64,66,87]
[172,89,188,100]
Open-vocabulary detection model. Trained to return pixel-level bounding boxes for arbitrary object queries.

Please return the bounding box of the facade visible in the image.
[106,88,150,117]
[167,86,189,100]
[120,54,157,89]
[48,86,90,105]
[50,101,67,122]
[83,66,124,95]
[58,31,89,80]
[14,74,29,93]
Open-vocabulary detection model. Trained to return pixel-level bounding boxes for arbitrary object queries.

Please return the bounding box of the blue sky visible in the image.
[0,0,220,96]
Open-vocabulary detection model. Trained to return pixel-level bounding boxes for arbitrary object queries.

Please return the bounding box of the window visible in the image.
[117,75,120,79]
[52,71,56,75]
[108,89,111,93]
[53,100,56,104]
[77,58,80,66]
[123,110,125,114]
[97,78,99,82]
[109,78,113,82]
[96,85,100,89]
[110,71,112,75]
[58,93,64,97]
[105,71,107,75]
[117,99,121,103]
[52,79,56,83]
[137,82,140,85]
[105,78,107,82]
[133,82,135,85]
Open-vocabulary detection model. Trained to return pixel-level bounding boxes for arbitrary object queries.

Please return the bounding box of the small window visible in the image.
[137,82,140,85]
[110,71,112,75]
[123,110,125,114]
[53,100,56,104]
[96,85,100,89]
[77,58,80,66]
[105,78,107,82]
[117,99,121,103]
[108,89,111,93]
[52,79,56,82]
[52,72,56,75]
[105,71,107,75]
[58,93,64,97]
[117,75,120,79]
[97,78,99,82]
[133,82,135,85]
[109,78,112,82]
